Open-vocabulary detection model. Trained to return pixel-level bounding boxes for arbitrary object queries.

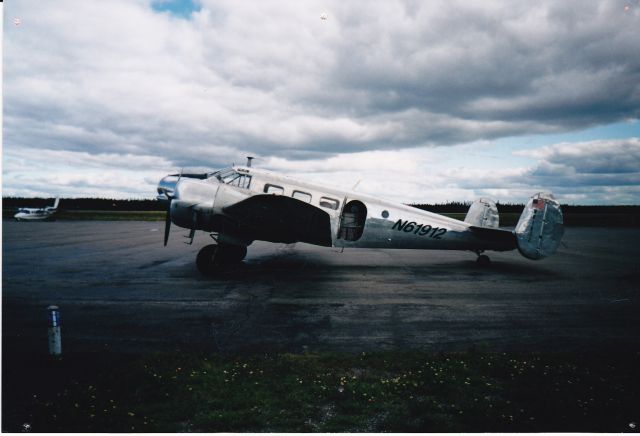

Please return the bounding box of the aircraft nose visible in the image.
[157,174,180,203]
[170,178,219,228]
[173,178,218,204]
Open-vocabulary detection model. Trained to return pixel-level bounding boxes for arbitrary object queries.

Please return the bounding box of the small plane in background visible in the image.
[14,197,60,221]
[157,158,564,275]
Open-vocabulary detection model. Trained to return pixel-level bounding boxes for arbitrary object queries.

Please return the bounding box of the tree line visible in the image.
[3,197,165,211]
[3,197,638,213]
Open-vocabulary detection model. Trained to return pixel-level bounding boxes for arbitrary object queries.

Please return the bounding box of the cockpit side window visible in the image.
[227,174,252,189]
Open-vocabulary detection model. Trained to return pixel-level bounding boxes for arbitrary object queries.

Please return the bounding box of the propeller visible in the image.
[162,169,182,246]
[159,168,217,247]
[163,199,172,246]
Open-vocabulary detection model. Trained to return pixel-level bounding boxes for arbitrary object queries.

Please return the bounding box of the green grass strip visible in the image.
[4,350,638,432]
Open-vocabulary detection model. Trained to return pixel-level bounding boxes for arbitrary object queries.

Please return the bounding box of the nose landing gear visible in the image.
[196,243,247,275]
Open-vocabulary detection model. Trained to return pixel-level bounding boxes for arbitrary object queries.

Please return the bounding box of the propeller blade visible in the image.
[163,200,172,246]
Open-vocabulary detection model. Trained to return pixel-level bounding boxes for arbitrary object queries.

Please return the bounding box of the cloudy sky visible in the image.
[3,0,640,204]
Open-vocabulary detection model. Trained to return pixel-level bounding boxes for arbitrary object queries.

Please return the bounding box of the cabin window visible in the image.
[292,190,312,203]
[264,184,284,195]
[319,197,339,210]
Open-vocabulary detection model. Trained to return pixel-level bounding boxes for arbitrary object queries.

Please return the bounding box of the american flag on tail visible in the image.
[532,198,546,210]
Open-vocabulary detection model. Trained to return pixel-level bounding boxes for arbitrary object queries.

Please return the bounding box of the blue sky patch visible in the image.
[151,0,201,19]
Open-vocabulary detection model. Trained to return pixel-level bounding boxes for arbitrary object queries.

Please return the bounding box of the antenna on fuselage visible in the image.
[246,156,254,167]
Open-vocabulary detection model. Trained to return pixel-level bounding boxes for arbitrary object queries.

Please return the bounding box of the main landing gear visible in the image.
[475,251,491,267]
[196,243,247,275]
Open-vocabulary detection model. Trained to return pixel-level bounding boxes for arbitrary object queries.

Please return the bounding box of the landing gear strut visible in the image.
[196,243,247,275]
[475,251,491,267]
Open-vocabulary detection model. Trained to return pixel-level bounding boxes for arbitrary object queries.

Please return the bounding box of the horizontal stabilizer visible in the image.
[469,225,517,249]
[224,194,333,247]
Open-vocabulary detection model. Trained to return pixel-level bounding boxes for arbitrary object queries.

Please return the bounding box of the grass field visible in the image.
[3,350,638,432]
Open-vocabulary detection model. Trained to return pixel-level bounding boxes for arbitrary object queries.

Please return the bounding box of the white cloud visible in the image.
[3,148,172,198]
[3,0,640,203]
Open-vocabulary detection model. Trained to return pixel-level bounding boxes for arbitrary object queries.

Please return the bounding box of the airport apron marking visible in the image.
[392,219,447,239]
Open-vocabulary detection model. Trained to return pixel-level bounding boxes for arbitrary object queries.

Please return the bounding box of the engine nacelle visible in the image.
[515,192,564,260]
[170,178,219,230]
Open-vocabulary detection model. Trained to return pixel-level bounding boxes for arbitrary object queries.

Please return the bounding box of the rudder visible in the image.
[464,198,499,228]
[515,192,564,260]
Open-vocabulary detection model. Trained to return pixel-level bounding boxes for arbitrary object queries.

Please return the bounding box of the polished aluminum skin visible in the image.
[515,193,564,259]
[464,198,499,228]
[156,165,564,267]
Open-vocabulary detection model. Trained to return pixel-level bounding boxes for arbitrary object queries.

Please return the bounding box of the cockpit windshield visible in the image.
[209,168,252,189]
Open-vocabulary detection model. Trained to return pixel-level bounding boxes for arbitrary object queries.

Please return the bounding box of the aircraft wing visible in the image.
[223,194,333,247]
[468,225,518,250]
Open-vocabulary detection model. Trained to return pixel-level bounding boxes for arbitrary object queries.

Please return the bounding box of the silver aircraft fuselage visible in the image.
[158,166,516,253]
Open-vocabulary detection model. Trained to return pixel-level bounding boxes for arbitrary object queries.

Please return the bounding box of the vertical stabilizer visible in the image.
[464,198,499,228]
[515,193,564,260]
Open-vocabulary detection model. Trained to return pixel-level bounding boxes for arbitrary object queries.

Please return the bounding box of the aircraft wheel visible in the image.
[196,244,219,275]
[476,254,491,267]
[229,244,247,263]
[196,243,247,275]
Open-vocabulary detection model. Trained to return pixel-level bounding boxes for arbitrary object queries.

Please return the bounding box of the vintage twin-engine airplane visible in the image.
[14,197,60,221]
[157,159,564,275]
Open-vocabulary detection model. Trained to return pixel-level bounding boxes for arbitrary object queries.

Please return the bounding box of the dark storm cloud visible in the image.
[524,139,640,190]
[6,0,640,165]
[322,2,640,136]
[531,139,640,174]
[3,0,639,200]
[451,139,640,203]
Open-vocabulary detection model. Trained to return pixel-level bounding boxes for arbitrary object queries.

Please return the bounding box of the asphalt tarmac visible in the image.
[2,221,639,354]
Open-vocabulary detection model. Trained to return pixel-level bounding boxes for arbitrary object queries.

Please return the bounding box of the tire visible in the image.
[476,254,491,267]
[216,244,247,266]
[196,244,219,275]
[196,244,247,275]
